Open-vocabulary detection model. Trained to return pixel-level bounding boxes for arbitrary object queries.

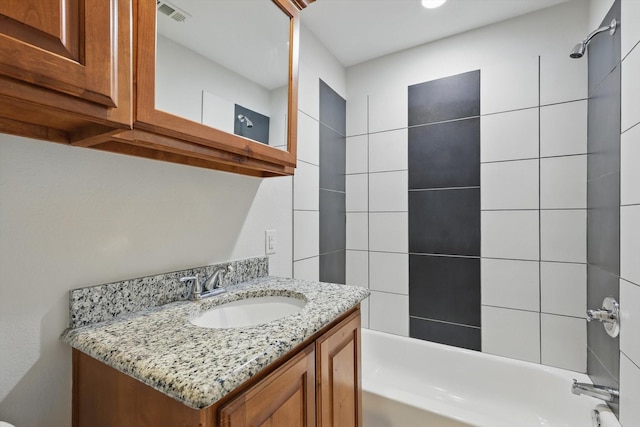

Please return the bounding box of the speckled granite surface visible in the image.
[69,257,268,328]
[61,276,369,410]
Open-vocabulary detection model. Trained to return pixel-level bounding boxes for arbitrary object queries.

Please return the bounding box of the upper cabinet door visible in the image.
[133,0,304,176]
[0,0,119,107]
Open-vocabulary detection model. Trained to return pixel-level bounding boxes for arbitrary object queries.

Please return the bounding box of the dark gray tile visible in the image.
[319,189,346,254]
[410,316,481,351]
[587,0,621,97]
[234,104,270,145]
[409,254,480,326]
[408,189,480,256]
[408,70,480,126]
[320,79,346,135]
[587,70,621,180]
[587,173,620,274]
[408,118,480,189]
[587,348,620,416]
[319,124,346,192]
[319,250,346,284]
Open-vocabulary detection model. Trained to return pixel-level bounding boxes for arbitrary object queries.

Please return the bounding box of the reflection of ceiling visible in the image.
[300,0,570,67]
[157,0,290,90]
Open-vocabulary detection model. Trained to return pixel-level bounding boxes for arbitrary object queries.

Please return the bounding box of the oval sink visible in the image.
[190,296,306,329]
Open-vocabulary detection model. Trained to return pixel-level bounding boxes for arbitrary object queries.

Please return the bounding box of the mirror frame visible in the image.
[133,0,302,175]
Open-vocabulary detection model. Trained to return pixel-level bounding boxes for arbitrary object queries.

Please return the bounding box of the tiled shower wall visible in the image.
[618,0,640,425]
[344,0,593,371]
[586,0,621,414]
[346,56,588,371]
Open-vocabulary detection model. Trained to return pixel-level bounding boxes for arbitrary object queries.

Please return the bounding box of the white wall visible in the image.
[344,0,590,369]
[618,0,640,425]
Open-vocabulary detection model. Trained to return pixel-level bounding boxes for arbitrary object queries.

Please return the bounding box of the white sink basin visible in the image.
[190,296,306,329]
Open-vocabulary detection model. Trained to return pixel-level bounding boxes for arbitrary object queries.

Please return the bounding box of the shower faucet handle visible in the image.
[586,296,619,338]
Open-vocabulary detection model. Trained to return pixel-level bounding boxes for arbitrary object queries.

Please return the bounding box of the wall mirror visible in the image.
[134,0,301,176]
[156,0,290,150]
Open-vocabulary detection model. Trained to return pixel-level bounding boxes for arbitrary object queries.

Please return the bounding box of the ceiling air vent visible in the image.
[156,0,191,23]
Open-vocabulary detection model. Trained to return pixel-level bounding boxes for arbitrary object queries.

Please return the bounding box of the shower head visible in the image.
[569,18,617,59]
[570,42,586,59]
[237,114,254,128]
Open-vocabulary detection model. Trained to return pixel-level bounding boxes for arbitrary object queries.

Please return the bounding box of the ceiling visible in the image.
[300,0,570,67]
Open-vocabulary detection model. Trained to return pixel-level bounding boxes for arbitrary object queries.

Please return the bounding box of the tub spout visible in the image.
[571,379,619,402]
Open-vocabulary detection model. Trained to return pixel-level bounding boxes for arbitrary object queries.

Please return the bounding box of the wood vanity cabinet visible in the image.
[72,306,361,427]
[0,0,132,144]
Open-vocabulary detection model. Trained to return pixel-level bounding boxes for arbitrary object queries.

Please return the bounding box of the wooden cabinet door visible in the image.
[316,310,362,427]
[0,0,119,107]
[219,343,316,426]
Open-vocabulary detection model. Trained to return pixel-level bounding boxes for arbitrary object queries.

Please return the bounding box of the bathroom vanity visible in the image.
[61,262,368,427]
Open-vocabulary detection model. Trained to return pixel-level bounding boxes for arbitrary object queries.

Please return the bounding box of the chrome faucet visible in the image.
[180,265,232,300]
[571,379,619,402]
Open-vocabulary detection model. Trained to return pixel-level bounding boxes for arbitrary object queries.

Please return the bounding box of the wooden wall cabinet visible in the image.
[0,0,314,177]
[72,307,362,427]
[0,0,132,144]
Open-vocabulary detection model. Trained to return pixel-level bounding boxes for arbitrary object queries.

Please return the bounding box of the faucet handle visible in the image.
[180,274,201,299]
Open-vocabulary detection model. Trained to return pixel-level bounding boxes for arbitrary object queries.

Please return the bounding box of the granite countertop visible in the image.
[61,276,369,410]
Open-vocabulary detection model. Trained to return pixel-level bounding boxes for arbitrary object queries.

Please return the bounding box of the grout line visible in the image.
[409,252,480,259]
[538,54,543,364]
[621,277,640,289]
[621,119,640,135]
[539,98,590,108]
[298,159,320,168]
[407,115,480,128]
[410,186,480,192]
[293,254,320,263]
[319,188,346,195]
[369,169,409,175]
[587,347,619,386]
[366,94,371,327]
[481,105,539,117]
[621,350,640,371]
[482,152,589,165]
[409,315,481,330]
[482,304,540,315]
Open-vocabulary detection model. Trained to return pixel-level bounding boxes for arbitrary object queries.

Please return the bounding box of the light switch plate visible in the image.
[265,230,276,255]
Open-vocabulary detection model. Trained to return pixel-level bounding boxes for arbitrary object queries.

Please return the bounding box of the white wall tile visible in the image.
[481,211,539,260]
[346,135,368,175]
[621,279,640,366]
[482,306,540,363]
[298,64,319,121]
[346,174,368,212]
[346,250,368,288]
[369,212,408,253]
[297,112,319,165]
[346,212,368,251]
[369,252,408,295]
[621,118,640,205]
[540,100,588,158]
[294,211,319,261]
[293,162,319,211]
[481,159,538,210]
[369,128,408,173]
[622,46,640,132]
[481,108,539,162]
[368,86,408,133]
[481,258,539,311]
[541,210,586,263]
[293,257,319,281]
[369,291,409,336]
[347,94,368,137]
[540,155,587,209]
[620,206,640,285]
[620,353,640,427]
[481,56,539,114]
[369,171,408,212]
[622,0,640,59]
[541,314,586,372]
[360,297,370,329]
[541,262,587,318]
[540,53,587,105]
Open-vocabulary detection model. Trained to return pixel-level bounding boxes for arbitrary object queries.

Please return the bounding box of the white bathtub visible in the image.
[361,328,621,427]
